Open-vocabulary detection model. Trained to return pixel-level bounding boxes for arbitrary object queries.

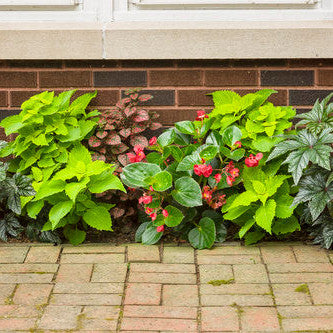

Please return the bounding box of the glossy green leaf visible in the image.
[172,177,202,207]
[188,217,216,249]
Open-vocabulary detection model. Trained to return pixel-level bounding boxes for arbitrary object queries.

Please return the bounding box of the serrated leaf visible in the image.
[228,191,258,210]
[275,195,295,218]
[254,199,276,234]
[49,200,73,229]
[272,216,300,235]
[239,219,255,238]
[83,206,112,231]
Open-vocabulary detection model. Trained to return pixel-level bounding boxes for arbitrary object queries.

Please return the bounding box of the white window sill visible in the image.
[0,21,332,59]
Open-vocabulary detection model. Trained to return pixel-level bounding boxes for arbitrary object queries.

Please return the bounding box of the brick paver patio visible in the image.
[0,242,332,332]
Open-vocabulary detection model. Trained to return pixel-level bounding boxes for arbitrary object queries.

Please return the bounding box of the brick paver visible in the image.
[0,242,331,332]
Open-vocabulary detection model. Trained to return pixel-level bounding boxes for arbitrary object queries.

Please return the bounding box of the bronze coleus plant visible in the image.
[88,89,162,222]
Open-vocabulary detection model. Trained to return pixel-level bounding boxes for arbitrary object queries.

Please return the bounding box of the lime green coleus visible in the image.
[222,165,300,245]
[209,89,296,152]
[0,90,125,245]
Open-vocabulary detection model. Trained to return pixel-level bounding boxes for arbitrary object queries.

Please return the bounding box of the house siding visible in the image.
[0,59,332,139]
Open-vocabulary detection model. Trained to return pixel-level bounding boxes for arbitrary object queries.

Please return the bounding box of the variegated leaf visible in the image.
[131,123,146,134]
[118,153,130,166]
[96,130,108,139]
[106,132,121,146]
[133,110,150,123]
[119,128,132,138]
[124,107,136,117]
[112,143,129,154]
[88,136,102,148]
[150,122,162,130]
[130,135,149,148]
[138,94,153,102]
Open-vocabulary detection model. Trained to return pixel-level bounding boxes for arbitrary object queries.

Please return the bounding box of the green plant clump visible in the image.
[0,90,125,245]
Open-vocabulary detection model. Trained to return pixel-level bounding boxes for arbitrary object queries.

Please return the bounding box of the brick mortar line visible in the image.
[194,249,202,333]
[258,246,283,332]
[22,246,31,263]
[116,245,130,333]
[290,245,299,263]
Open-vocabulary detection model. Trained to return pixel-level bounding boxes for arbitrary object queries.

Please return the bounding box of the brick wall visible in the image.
[0,59,332,135]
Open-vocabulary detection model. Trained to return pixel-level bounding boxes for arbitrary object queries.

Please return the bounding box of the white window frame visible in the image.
[0,0,112,21]
[114,0,333,21]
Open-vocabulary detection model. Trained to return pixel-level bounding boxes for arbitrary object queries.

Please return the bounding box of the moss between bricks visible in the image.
[294,284,310,294]
[207,278,235,286]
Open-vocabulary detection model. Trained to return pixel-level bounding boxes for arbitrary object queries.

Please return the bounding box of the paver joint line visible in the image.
[0,242,331,332]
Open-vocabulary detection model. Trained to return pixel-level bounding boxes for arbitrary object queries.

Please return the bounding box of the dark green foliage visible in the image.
[268,94,333,249]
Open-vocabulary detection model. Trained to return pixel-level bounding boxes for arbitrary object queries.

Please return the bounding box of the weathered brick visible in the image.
[123,305,197,319]
[127,244,160,262]
[241,307,280,332]
[125,283,161,305]
[13,284,53,305]
[308,283,333,304]
[62,244,125,254]
[261,70,314,86]
[205,70,258,86]
[0,247,29,263]
[0,273,53,284]
[83,305,120,319]
[50,293,122,306]
[130,263,195,273]
[128,272,196,284]
[122,89,175,106]
[267,263,333,273]
[163,246,195,264]
[39,71,91,88]
[38,305,81,330]
[150,70,202,86]
[201,307,239,332]
[178,89,214,106]
[88,89,120,106]
[53,282,123,294]
[269,272,332,283]
[8,60,62,68]
[200,283,270,295]
[0,92,7,107]
[91,263,127,283]
[261,245,296,263]
[94,71,146,87]
[282,318,333,331]
[56,264,93,283]
[80,318,118,330]
[0,304,40,318]
[0,284,15,304]
[64,60,118,68]
[233,264,269,283]
[121,59,174,68]
[60,253,124,264]
[0,71,37,88]
[25,246,61,263]
[163,284,198,306]
[198,254,261,265]
[289,90,333,106]
[277,305,333,318]
[121,317,197,331]
[0,263,58,273]
[318,69,333,86]
[199,264,233,284]
[201,294,273,306]
[293,245,330,263]
[0,318,36,330]
[272,284,312,306]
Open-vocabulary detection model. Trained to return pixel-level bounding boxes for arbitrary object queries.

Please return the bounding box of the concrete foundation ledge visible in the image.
[0,21,332,59]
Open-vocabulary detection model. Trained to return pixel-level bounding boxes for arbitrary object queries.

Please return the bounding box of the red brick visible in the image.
[178,89,215,106]
[201,307,239,332]
[121,317,197,331]
[89,89,119,106]
[0,91,7,107]
[241,307,280,331]
[163,284,199,306]
[124,283,161,305]
[155,109,202,125]
[56,264,93,283]
[318,70,333,86]
[39,71,91,88]
[0,71,37,88]
[150,70,202,86]
[205,70,258,86]
[10,90,40,107]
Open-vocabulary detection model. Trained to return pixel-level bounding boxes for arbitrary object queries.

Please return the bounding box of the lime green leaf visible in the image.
[224,206,250,221]
[83,206,112,231]
[164,205,184,227]
[275,195,295,218]
[0,115,24,135]
[34,180,66,201]
[88,171,125,193]
[272,216,300,235]
[65,178,90,201]
[254,199,276,234]
[228,191,258,210]
[147,170,172,192]
[239,219,255,238]
[26,200,44,219]
[31,167,43,182]
[252,180,266,195]
[188,217,216,249]
[172,177,202,207]
[49,200,73,229]
[244,230,265,245]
